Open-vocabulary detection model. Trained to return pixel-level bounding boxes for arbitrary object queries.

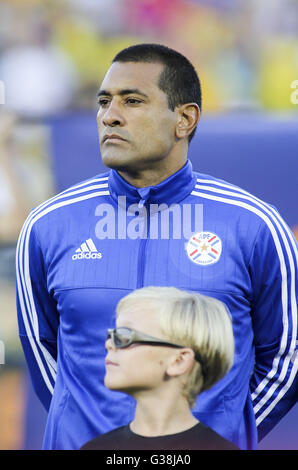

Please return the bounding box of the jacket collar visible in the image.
[108,160,196,207]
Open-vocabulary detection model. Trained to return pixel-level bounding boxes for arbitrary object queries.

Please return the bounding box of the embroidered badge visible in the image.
[186,232,222,265]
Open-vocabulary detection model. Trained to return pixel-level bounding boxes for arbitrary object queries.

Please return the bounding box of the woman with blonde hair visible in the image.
[81,286,238,450]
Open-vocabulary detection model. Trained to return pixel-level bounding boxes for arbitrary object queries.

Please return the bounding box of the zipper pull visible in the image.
[137,187,151,209]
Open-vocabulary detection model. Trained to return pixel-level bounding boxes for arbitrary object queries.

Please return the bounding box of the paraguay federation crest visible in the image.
[186,232,222,266]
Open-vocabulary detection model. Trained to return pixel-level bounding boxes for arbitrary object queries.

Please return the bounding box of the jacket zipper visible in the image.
[136,202,150,288]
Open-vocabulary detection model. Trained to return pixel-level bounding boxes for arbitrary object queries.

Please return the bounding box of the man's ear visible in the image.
[166,348,196,377]
[175,103,200,140]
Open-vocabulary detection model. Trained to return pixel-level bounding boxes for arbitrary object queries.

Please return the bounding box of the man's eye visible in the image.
[98,99,109,107]
[126,98,142,105]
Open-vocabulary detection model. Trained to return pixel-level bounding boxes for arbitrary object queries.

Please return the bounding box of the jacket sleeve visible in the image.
[249,212,298,441]
[16,212,59,411]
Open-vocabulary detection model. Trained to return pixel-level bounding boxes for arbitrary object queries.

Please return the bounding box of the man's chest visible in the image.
[45,215,253,300]
[41,201,257,345]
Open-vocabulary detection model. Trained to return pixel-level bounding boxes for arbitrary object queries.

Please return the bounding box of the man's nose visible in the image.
[101,100,125,127]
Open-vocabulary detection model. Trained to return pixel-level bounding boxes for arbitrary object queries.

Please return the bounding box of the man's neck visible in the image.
[117,151,188,188]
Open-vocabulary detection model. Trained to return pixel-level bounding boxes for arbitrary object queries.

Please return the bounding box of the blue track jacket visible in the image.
[16,160,298,450]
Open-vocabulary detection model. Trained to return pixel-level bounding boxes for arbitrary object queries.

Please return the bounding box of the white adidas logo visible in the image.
[72,238,102,260]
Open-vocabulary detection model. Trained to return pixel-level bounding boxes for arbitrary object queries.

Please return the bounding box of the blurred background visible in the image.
[0,0,297,450]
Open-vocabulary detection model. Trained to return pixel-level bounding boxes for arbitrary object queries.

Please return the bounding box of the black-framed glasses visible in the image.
[106,327,205,369]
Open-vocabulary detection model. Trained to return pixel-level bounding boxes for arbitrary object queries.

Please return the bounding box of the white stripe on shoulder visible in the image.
[195,180,297,255]
[31,176,109,216]
[16,187,109,395]
[192,186,297,426]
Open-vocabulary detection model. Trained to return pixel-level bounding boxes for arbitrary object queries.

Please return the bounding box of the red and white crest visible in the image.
[186,232,222,265]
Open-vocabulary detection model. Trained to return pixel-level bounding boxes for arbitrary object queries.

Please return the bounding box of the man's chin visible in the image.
[101,153,132,171]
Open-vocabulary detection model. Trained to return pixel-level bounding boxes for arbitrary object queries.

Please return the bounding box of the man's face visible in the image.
[97,61,178,173]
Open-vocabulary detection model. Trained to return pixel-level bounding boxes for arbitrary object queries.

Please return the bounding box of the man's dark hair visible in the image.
[112,43,202,143]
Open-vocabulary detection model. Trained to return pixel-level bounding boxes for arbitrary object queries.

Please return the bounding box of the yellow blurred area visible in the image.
[259,40,298,109]
[292,225,298,242]
[0,370,23,450]
[54,23,140,85]
[4,0,43,4]
[0,0,297,113]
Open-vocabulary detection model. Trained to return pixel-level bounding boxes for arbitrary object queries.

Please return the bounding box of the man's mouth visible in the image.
[103,134,127,143]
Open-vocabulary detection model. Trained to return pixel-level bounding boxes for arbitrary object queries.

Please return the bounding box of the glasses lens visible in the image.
[113,328,133,348]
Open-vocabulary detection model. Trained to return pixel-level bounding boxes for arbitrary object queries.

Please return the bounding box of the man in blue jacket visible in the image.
[16,43,298,450]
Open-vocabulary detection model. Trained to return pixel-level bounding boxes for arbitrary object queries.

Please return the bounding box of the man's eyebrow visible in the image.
[97,88,149,98]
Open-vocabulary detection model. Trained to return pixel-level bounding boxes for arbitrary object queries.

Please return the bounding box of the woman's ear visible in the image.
[166,348,196,377]
[175,103,200,140]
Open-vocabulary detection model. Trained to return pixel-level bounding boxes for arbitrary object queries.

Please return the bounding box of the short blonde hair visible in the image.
[116,286,234,408]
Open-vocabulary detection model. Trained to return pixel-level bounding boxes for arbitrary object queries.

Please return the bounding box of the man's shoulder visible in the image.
[193,170,255,195]
[191,170,278,220]
[30,171,111,218]
[19,171,111,242]
[47,171,111,204]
